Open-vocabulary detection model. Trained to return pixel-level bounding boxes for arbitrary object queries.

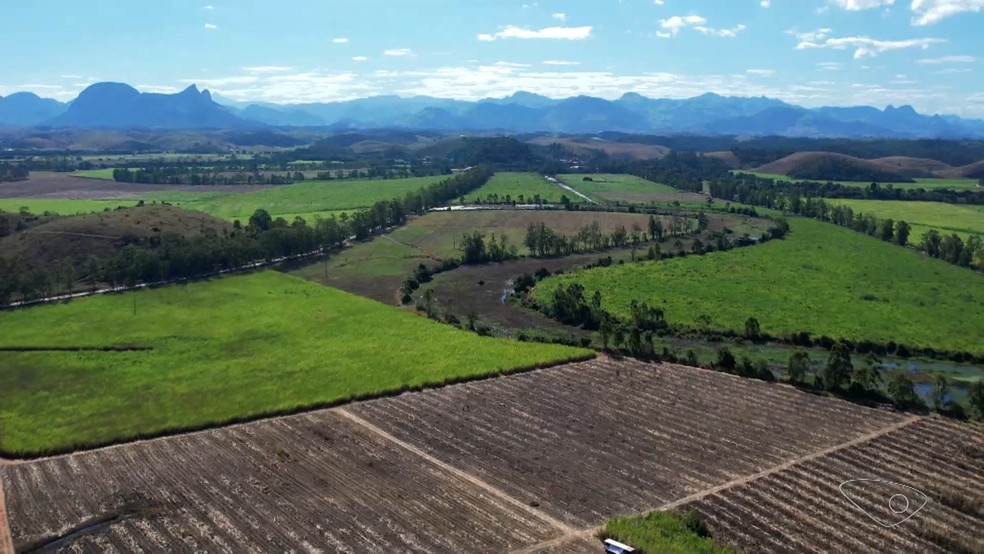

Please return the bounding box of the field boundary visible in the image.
[0,482,12,554]
[335,408,578,537]
[515,414,922,553]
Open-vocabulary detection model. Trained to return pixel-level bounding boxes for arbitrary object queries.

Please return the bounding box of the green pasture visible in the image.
[740,171,980,190]
[557,173,680,203]
[533,218,984,354]
[831,199,984,242]
[0,198,138,215]
[0,271,590,455]
[455,172,576,204]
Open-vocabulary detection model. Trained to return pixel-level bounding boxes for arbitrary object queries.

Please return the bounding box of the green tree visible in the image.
[894,220,911,247]
[930,372,950,412]
[921,229,942,257]
[852,352,882,393]
[969,381,984,420]
[822,342,853,391]
[878,218,895,242]
[886,373,920,407]
[648,215,663,241]
[787,351,810,385]
[248,209,273,232]
[715,347,736,373]
[744,317,761,340]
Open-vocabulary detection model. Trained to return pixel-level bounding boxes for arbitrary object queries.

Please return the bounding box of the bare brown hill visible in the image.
[0,204,232,272]
[754,151,918,180]
[870,156,953,175]
[527,136,670,160]
[704,151,740,168]
[938,159,984,179]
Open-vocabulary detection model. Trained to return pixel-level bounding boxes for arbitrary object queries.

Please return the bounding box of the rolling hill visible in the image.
[0,204,232,272]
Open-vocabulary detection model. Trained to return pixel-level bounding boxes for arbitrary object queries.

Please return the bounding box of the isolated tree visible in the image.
[744,317,761,340]
[894,220,911,247]
[969,381,984,421]
[822,342,853,391]
[787,351,811,385]
[852,352,882,393]
[648,215,663,241]
[685,350,699,367]
[930,372,950,412]
[886,373,920,407]
[715,347,736,373]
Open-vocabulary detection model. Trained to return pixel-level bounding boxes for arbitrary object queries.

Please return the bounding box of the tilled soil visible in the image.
[684,417,984,553]
[3,359,974,553]
[350,358,904,528]
[0,172,270,199]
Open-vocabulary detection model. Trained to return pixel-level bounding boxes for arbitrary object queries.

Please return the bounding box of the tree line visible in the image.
[0,166,494,305]
[709,180,984,270]
[718,172,984,204]
[0,162,29,182]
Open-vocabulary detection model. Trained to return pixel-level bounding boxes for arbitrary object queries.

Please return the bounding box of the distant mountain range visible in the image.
[2,82,984,139]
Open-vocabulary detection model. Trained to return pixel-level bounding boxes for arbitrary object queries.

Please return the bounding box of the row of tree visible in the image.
[1,167,495,304]
[111,166,436,185]
[709,181,984,270]
[521,216,695,258]
[717,172,984,204]
[0,162,28,182]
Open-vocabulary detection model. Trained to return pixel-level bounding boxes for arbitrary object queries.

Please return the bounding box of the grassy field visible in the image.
[741,171,981,190]
[147,176,446,222]
[0,198,138,215]
[831,199,984,241]
[602,511,732,554]
[0,271,590,455]
[455,172,577,204]
[534,218,984,354]
[71,168,117,180]
[557,173,680,203]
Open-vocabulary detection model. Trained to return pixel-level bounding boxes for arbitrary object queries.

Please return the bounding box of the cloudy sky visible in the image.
[2,0,982,116]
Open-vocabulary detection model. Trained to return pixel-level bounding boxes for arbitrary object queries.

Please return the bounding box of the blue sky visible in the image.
[2,0,982,116]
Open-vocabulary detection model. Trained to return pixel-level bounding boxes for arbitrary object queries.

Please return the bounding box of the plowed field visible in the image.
[2,359,977,553]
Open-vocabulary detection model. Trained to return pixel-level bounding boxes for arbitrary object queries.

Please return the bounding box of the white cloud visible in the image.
[136,84,180,94]
[793,31,944,58]
[384,48,414,56]
[694,23,747,37]
[654,0,665,5]
[180,76,260,87]
[352,56,368,62]
[659,15,707,37]
[242,66,293,73]
[816,61,843,70]
[552,12,566,21]
[936,67,971,73]
[202,4,214,9]
[60,74,83,79]
[828,0,895,10]
[760,0,771,6]
[204,23,217,29]
[493,61,532,68]
[331,37,349,44]
[911,0,984,25]
[916,54,975,63]
[786,28,833,43]
[477,25,593,41]
[543,60,581,66]
[747,68,776,76]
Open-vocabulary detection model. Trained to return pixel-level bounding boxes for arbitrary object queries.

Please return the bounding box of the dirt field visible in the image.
[0,172,270,199]
[3,358,977,553]
[684,418,984,553]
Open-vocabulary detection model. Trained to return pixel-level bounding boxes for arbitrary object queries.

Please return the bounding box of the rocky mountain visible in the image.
[50,83,245,129]
[3,82,984,138]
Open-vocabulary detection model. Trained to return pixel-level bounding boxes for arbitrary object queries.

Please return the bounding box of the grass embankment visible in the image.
[830,199,984,242]
[557,173,680,203]
[455,172,576,204]
[601,510,733,554]
[533,217,984,355]
[147,175,448,222]
[0,271,591,456]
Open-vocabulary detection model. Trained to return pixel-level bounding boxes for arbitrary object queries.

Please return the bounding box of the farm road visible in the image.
[0,482,12,554]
